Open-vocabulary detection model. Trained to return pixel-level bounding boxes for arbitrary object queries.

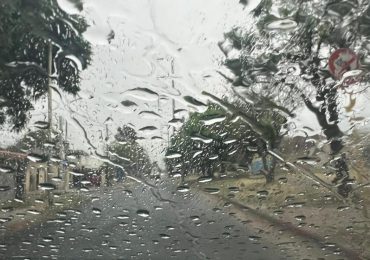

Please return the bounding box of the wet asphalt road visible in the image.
[0,179,287,260]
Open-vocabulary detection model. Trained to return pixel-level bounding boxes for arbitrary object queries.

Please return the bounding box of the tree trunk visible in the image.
[264,171,274,183]
[220,162,226,174]
[262,155,276,184]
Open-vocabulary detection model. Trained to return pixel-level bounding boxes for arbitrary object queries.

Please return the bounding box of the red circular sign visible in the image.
[328,48,359,80]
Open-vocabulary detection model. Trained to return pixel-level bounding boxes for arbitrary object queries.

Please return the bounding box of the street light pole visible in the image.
[47,41,53,141]
[46,42,53,205]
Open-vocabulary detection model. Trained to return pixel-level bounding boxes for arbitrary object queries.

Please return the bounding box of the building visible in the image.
[0,150,27,202]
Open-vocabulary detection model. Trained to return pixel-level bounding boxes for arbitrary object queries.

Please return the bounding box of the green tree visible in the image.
[108,125,152,176]
[166,100,286,183]
[219,0,370,195]
[0,0,92,130]
[220,0,370,154]
[4,128,64,163]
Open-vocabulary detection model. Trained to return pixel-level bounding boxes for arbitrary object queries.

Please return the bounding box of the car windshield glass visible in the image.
[1,0,370,259]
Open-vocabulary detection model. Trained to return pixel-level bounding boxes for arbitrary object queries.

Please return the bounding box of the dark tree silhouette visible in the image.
[0,0,92,130]
[219,0,370,196]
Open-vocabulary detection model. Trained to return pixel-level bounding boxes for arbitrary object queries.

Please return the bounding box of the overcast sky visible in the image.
[1,0,370,165]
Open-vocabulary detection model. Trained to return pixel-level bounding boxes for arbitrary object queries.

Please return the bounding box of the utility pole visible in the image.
[48,41,53,141]
[102,124,109,187]
[105,124,109,155]
[46,42,54,204]
[171,58,175,120]
[170,58,176,139]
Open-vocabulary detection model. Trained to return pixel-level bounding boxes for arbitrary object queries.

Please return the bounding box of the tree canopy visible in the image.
[0,0,92,130]
[220,0,370,154]
[166,100,286,182]
[108,125,152,176]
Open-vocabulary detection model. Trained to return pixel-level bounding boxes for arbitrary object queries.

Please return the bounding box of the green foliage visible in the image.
[114,125,138,143]
[12,129,63,158]
[166,101,286,177]
[0,0,92,130]
[108,125,151,176]
[221,0,370,155]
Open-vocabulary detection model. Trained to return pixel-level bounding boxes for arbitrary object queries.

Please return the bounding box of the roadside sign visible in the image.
[328,48,359,80]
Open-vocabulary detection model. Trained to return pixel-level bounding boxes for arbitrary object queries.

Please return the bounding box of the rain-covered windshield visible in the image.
[1,0,370,259]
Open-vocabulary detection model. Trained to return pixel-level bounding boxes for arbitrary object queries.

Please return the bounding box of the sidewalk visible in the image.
[0,180,136,233]
[0,190,85,233]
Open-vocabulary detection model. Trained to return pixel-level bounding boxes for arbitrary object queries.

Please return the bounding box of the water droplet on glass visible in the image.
[337,206,350,211]
[0,186,11,192]
[139,111,161,119]
[256,190,269,198]
[204,187,220,194]
[294,215,306,221]
[136,209,150,218]
[165,152,182,159]
[248,235,261,241]
[159,234,171,239]
[228,187,240,193]
[201,114,226,126]
[126,88,158,101]
[38,183,56,191]
[116,215,130,220]
[198,176,213,183]
[27,209,41,215]
[183,96,207,108]
[177,186,190,193]
[266,19,297,31]
[27,154,44,162]
[92,208,101,214]
[0,166,13,173]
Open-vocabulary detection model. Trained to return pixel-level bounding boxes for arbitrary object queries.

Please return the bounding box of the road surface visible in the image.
[0,178,290,260]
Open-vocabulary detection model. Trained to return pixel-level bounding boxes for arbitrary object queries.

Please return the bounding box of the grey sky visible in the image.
[1,0,370,164]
